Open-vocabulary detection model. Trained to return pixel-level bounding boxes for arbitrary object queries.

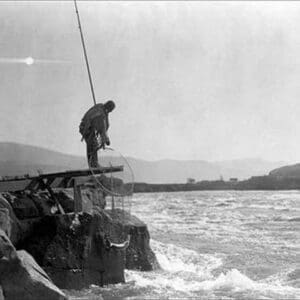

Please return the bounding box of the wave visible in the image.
[150,240,223,275]
[215,202,230,207]
[125,240,300,299]
[288,217,300,222]
[198,268,300,296]
[272,216,300,222]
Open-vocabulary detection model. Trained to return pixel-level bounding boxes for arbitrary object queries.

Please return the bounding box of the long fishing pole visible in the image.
[74,0,96,106]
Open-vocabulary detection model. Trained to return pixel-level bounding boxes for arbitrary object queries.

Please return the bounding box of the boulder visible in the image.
[81,188,106,210]
[0,286,4,300]
[30,191,57,216]
[0,195,22,244]
[0,229,67,300]
[0,193,44,247]
[53,191,74,213]
[0,209,11,239]
[1,192,40,220]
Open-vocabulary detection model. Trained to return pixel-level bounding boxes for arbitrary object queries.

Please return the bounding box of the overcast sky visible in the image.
[0,1,300,162]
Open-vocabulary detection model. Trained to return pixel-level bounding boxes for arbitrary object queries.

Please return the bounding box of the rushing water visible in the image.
[68,190,300,299]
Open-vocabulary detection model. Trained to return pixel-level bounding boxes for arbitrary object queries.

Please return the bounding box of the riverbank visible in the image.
[133,175,300,193]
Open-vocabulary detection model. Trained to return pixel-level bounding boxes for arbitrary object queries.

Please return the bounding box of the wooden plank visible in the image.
[0,166,124,192]
[38,166,124,180]
[39,178,65,214]
[70,175,94,187]
[0,166,123,182]
[25,178,40,191]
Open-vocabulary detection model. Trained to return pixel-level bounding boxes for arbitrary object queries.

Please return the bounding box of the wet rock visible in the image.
[0,229,67,300]
[106,209,160,271]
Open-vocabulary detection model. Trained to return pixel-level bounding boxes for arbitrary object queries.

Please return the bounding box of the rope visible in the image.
[74,0,96,106]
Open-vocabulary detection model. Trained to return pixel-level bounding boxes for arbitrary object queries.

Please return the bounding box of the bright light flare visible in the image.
[24,56,34,65]
[0,56,70,65]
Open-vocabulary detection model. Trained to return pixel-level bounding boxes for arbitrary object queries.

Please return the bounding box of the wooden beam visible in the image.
[38,166,124,180]
[0,166,124,192]
[73,179,83,213]
[39,179,65,214]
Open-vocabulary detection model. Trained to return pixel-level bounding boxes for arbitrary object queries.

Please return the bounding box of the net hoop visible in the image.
[88,147,135,197]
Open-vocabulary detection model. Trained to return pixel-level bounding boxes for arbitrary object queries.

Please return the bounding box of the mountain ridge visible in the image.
[0,142,288,183]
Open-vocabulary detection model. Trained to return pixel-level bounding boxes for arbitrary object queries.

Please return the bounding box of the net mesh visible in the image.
[88,147,134,214]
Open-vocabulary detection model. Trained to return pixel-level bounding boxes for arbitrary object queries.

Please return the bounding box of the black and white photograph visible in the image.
[0,1,299,299]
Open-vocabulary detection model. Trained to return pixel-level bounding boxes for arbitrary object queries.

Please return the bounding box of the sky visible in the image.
[0,1,300,162]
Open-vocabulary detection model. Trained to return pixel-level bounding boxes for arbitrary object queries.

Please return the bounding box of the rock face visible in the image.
[0,195,22,244]
[0,229,67,300]
[105,210,159,271]
[16,209,124,289]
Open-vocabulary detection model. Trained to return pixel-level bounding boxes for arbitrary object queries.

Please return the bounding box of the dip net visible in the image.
[88,147,134,215]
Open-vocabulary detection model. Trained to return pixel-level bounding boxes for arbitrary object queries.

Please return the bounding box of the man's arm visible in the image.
[92,116,110,148]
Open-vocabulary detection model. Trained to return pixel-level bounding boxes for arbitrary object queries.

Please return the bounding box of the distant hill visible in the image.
[269,163,300,178]
[0,142,287,183]
[0,142,87,176]
[127,157,287,183]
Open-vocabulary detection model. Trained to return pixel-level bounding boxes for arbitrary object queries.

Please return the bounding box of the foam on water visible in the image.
[150,240,223,274]
[198,269,300,295]
[125,240,300,299]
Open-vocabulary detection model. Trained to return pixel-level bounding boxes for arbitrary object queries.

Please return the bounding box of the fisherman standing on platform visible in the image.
[79,100,116,167]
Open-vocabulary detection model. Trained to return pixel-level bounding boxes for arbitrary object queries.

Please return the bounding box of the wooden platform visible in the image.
[0,166,123,192]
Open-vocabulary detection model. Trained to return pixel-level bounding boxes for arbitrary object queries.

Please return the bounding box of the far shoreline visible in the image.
[132,175,300,193]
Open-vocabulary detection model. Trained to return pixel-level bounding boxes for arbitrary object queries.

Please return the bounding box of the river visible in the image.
[69,190,300,299]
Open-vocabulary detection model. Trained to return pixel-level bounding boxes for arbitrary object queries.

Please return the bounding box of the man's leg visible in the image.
[86,132,99,168]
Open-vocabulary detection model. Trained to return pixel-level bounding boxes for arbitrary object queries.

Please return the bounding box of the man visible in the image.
[79,100,115,167]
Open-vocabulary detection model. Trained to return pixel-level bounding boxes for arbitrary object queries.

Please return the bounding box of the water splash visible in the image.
[125,240,300,299]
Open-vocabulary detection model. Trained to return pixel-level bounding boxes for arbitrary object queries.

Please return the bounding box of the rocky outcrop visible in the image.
[15,207,159,289]
[16,210,125,289]
[0,190,159,290]
[0,229,67,300]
